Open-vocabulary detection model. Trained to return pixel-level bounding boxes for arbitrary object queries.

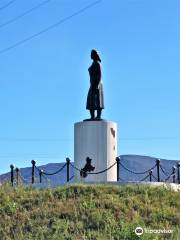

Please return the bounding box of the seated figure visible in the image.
[80,157,95,178]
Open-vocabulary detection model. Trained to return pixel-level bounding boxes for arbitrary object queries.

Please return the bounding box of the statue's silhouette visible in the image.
[86,49,104,120]
[80,157,95,178]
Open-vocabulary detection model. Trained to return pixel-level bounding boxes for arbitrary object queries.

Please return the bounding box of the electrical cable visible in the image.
[0,0,52,29]
[0,0,16,11]
[0,0,101,54]
[0,135,180,142]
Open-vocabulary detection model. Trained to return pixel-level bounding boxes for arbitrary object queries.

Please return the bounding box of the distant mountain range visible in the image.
[0,155,179,186]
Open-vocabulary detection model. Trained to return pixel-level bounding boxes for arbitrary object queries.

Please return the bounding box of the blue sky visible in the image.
[0,0,179,174]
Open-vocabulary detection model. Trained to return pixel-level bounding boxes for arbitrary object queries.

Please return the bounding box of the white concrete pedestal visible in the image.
[74,120,117,182]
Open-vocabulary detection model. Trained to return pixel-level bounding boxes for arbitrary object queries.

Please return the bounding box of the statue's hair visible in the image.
[91,49,101,62]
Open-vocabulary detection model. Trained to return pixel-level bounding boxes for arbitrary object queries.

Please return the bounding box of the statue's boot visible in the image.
[90,110,95,120]
[96,109,102,120]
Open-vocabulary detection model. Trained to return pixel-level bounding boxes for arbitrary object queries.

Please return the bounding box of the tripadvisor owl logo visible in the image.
[135,227,144,236]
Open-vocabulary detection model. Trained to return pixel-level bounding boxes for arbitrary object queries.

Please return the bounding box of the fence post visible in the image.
[39,170,43,183]
[156,159,160,182]
[116,157,120,181]
[15,168,19,186]
[31,160,36,184]
[10,164,14,187]
[177,163,180,184]
[149,170,152,182]
[66,158,70,182]
[172,166,176,183]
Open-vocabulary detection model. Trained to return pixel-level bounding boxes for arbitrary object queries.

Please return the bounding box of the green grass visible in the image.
[0,183,179,240]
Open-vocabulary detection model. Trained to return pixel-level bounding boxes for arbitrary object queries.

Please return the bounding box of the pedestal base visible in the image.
[74,120,117,182]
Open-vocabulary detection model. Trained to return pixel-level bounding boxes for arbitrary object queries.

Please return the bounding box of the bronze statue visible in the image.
[80,157,95,178]
[86,49,104,120]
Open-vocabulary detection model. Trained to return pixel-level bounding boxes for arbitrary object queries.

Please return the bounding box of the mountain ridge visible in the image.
[0,154,179,186]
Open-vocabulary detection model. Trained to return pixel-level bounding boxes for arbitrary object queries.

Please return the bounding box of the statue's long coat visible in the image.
[86,61,104,110]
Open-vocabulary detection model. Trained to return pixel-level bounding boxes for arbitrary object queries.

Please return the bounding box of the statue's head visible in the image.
[91,49,101,62]
[86,157,92,164]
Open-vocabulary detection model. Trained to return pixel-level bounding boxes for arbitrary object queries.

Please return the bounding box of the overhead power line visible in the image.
[0,0,53,29]
[0,0,101,55]
[120,136,180,141]
[0,138,72,142]
[0,136,179,142]
[0,0,16,11]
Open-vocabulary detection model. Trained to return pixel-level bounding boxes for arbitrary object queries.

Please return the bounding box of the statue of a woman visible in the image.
[86,49,104,120]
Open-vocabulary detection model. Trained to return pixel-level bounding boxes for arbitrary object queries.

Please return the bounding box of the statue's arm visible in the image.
[91,62,101,89]
[96,63,101,85]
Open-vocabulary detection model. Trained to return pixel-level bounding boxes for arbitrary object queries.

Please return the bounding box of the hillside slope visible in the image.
[0,184,179,240]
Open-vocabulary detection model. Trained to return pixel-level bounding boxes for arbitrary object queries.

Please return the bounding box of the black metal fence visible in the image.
[9,157,180,187]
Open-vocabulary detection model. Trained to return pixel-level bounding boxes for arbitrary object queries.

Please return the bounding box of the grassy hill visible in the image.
[0,183,179,240]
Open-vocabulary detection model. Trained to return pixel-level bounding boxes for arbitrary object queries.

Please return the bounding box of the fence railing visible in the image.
[116,157,180,184]
[9,157,180,186]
